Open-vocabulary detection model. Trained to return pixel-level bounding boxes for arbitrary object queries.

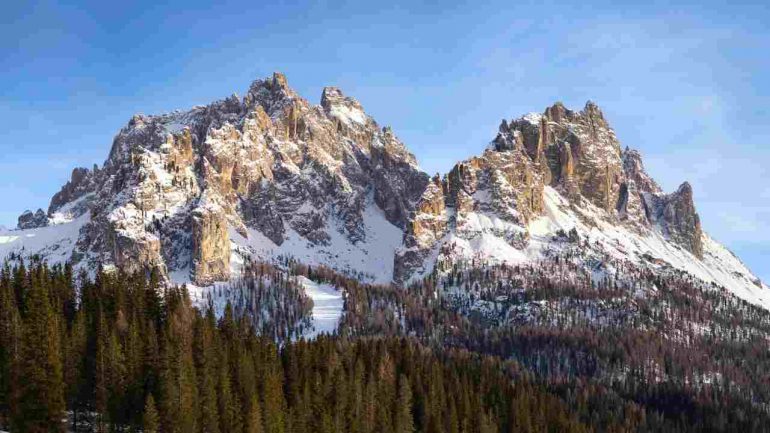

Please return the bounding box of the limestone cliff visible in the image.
[3,82,750,302]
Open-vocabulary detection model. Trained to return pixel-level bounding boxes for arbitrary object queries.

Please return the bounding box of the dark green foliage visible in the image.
[10,264,65,432]
[2,258,769,432]
[144,394,160,433]
[0,261,590,432]
[313,256,770,433]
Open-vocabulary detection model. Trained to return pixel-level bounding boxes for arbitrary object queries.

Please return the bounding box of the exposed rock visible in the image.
[494,102,624,212]
[408,175,447,248]
[48,167,98,215]
[13,72,426,284]
[617,180,647,227]
[658,182,703,258]
[8,81,733,295]
[395,143,545,283]
[191,205,231,285]
[111,228,166,277]
[17,209,48,229]
[622,147,662,195]
[393,175,448,283]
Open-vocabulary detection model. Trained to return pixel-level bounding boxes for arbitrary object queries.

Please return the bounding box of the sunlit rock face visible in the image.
[17,72,427,284]
[6,80,734,301]
[395,100,706,283]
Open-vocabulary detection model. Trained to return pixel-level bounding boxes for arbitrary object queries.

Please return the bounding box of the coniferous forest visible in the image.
[2,258,770,432]
[0,261,588,433]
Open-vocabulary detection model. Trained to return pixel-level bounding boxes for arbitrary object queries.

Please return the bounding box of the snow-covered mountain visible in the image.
[395,102,769,308]
[0,73,766,310]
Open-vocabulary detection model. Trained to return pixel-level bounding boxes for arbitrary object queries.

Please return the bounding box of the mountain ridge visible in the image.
[0,72,766,309]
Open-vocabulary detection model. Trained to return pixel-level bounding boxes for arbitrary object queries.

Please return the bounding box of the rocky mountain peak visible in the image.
[48,166,99,215]
[17,209,47,230]
[622,147,662,195]
[544,101,569,122]
[320,86,356,109]
[641,180,703,258]
[582,99,604,118]
[677,181,693,197]
[6,73,430,285]
[396,100,716,283]
[243,71,300,117]
[3,85,763,310]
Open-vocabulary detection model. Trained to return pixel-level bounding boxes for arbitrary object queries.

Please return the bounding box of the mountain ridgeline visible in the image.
[2,73,770,432]
[2,72,764,304]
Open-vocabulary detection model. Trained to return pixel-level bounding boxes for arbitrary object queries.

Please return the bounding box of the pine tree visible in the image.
[193,313,219,433]
[94,309,110,432]
[395,374,415,433]
[245,393,264,433]
[144,394,160,433]
[10,272,65,432]
[0,265,20,426]
[64,308,87,430]
[217,350,241,433]
[262,366,286,433]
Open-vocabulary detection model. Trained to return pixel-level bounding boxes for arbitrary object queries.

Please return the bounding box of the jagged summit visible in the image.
[395,100,764,307]
[1,82,766,310]
[3,73,427,285]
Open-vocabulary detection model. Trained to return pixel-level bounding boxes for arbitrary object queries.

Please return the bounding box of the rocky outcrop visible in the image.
[17,209,48,229]
[496,102,624,211]
[617,180,647,226]
[409,176,447,245]
[622,148,662,195]
[11,77,718,290]
[394,175,448,283]
[394,100,711,283]
[111,229,165,277]
[15,72,426,284]
[396,140,545,283]
[191,205,231,285]
[646,182,704,258]
[48,167,99,215]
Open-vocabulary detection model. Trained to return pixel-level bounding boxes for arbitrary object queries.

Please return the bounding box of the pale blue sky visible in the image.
[0,0,767,280]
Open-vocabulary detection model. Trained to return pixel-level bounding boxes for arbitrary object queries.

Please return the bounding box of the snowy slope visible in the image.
[422,186,770,310]
[297,276,344,338]
[0,213,88,266]
[1,78,765,321]
[229,198,402,284]
[534,188,769,308]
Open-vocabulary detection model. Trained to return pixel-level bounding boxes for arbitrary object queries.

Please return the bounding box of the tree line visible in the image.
[0,260,591,432]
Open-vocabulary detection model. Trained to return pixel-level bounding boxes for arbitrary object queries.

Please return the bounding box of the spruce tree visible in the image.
[262,367,286,433]
[0,265,20,426]
[245,393,264,433]
[193,313,219,433]
[10,273,65,432]
[395,374,415,433]
[144,394,160,433]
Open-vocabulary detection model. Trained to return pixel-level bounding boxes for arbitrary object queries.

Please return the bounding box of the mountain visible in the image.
[1,73,427,287]
[0,73,766,309]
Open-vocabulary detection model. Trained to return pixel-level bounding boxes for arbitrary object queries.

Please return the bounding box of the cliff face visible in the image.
[645,182,704,259]
[17,209,48,230]
[13,73,426,284]
[395,101,706,283]
[3,75,762,309]
[495,102,625,212]
[395,138,546,282]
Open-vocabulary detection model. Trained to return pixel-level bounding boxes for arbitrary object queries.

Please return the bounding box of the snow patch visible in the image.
[328,104,367,126]
[422,186,770,311]
[297,276,343,338]
[0,213,88,265]
[230,199,402,284]
[523,112,543,125]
